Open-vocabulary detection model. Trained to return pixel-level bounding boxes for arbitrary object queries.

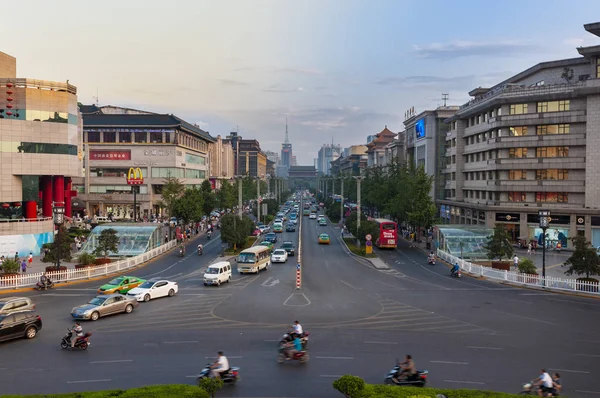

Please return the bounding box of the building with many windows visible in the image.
[237,139,267,178]
[366,126,396,167]
[76,107,215,219]
[316,143,341,176]
[440,22,600,247]
[0,51,83,255]
[208,135,235,189]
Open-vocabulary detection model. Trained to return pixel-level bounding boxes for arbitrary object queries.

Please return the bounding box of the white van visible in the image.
[203,261,232,286]
[237,246,270,274]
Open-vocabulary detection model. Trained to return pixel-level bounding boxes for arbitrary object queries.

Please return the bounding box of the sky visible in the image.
[6,0,600,164]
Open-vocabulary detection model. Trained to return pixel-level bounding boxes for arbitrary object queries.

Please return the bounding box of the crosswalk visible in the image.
[309,298,495,334]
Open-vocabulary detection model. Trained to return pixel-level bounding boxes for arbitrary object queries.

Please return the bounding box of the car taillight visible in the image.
[420,374,427,379]
[36,315,42,321]
[233,371,238,376]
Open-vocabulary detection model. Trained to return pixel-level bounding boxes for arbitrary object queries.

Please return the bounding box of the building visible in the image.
[288,166,317,178]
[0,51,83,255]
[266,159,276,177]
[440,21,600,247]
[76,107,215,218]
[366,135,376,144]
[275,164,289,178]
[384,130,406,167]
[339,145,368,176]
[291,155,297,166]
[366,126,396,167]
[404,106,458,200]
[208,135,235,189]
[280,122,292,168]
[316,143,342,175]
[264,150,280,166]
[226,131,242,174]
[237,139,267,178]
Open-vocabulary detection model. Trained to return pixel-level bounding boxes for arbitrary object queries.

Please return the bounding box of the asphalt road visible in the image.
[1,205,600,397]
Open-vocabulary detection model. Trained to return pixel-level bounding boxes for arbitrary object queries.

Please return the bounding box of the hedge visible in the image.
[0,384,208,398]
[356,384,534,397]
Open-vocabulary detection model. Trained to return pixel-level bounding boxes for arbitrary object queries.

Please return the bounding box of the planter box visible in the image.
[45,266,67,272]
[94,258,112,266]
[491,261,511,271]
[75,264,99,270]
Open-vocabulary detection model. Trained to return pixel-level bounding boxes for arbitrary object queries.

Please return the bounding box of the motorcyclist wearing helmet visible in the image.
[197,244,203,254]
[451,262,460,276]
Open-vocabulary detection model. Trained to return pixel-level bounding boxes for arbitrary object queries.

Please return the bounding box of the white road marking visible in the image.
[431,360,468,365]
[444,380,484,385]
[320,375,343,378]
[340,280,358,290]
[164,341,198,344]
[364,341,398,345]
[549,368,590,374]
[90,360,133,364]
[283,292,311,307]
[492,310,557,325]
[42,293,90,297]
[315,356,354,360]
[519,293,554,296]
[575,353,600,358]
[185,375,197,378]
[67,379,111,384]
[264,339,279,342]
[467,346,502,350]
[576,390,600,395]
[205,356,243,359]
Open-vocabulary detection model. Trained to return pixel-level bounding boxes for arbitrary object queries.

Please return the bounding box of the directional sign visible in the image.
[261,277,280,287]
[365,234,372,241]
[297,263,301,270]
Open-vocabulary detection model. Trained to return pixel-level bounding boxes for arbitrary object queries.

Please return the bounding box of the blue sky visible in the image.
[6,0,600,163]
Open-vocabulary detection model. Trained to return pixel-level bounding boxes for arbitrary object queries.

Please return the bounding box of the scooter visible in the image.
[277,344,309,364]
[427,257,435,265]
[179,248,185,257]
[207,232,212,240]
[35,280,55,291]
[196,363,240,384]
[384,364,428,387]
[197,247,203,255]
[60,329,91,350]
[451,269,462,278]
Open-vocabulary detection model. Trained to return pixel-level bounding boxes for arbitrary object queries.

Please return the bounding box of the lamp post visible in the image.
[237,176,243,219]
[256,177,261,223]
[340,176,344,226]
[52,204,65,270]
[353,176,364,245]
[539,210,550,287]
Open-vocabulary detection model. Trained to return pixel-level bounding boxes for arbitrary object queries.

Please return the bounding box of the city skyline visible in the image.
[5,0,600,163]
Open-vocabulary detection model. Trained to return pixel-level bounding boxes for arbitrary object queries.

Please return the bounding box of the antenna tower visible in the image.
[442,93,449,107]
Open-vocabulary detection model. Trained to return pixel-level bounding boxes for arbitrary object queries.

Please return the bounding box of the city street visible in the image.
[1,209,600,397]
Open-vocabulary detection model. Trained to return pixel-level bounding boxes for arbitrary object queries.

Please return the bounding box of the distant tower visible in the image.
[281,118,292,168]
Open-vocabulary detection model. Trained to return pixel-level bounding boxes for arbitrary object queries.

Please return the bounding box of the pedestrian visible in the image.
[28,252,33,267]
[164,233,168,244]
[513,254,519,270]
[14,251,19,261]
[21,259,27,273]
[340,226,344,238]
[527,242,532,255]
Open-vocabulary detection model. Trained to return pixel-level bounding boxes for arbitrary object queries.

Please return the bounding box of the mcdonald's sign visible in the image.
[126,167,144,185]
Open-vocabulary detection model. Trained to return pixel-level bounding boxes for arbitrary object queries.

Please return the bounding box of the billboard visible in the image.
[0,232,54,257]
[90,150,131,160]
[415,118,426,140]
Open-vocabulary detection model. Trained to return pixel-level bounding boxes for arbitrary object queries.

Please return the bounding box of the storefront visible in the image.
[495,213,520,241]
[591,216,600,250]
[527,214,570,249]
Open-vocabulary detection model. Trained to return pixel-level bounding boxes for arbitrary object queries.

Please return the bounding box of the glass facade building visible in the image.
[80,224,165,257]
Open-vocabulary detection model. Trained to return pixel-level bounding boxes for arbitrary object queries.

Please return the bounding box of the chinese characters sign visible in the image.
[90,150,131,160]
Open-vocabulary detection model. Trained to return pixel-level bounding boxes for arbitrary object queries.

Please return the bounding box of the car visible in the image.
[258,241,274,252]
[259,225,270,233]
[0,310,42,342]
[303,209,310,216]
[271,249,288,263]
[318,233,331,244]
[0,297,36,315]
[71,294,139,321]
[274,218,283,224]
[309,213,317,219]
[264,232,278,243]
[285,223,296,232]
[126,279,178,302]
[97,276,146,294]
[253,227,261,236]
[319,218,327,226]
[280,241,296,256]
[273,223,284,233]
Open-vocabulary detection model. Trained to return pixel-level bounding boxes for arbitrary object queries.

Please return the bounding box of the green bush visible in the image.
[333,374,365,397]
[197,377,223,397]
[76,252,96,266]
[0,384,209,398]
[518,257,537,274]
[343,238,377,258]
[1,258,20,274]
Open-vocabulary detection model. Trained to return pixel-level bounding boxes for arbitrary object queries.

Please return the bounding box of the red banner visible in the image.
[90,150,131,160]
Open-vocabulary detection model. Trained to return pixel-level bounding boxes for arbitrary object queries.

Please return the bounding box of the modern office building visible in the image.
[280,122,292,168]
[76,106,215,219]
[208,135,235,189]
[291,155,297,166]
[316,143,341,175]
[0,51,83,255]
[226,131,242,174]
[404,106,459,200]
[237,139,267,178]
[264,150,280,167]
[440,21,600,247]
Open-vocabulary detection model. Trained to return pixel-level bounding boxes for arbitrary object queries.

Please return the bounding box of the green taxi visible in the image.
[97,276,146,294]
[258,241,274,252]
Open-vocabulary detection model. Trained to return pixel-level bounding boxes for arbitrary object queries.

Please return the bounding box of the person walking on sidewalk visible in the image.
[28,252,33,267]
[527,242,532,255]
[21,259,27,273]
[513,254,520,270]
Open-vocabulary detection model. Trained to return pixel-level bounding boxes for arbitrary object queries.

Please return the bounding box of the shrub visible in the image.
[77,252,96,266]
[1,259,20,274]
[45,265,67,272]
[198,377,223,397]
[518,257,538,274]
[333,374,366,397]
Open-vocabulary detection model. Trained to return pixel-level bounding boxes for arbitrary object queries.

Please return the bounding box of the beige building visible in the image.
[0,51,83,256]
[208,135,235,188]
[440,22,600,248]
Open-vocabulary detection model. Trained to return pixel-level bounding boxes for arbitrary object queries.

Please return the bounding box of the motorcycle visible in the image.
[60,329,91,350]
[280,331,310,349]
[179,248,185,257]
[35,280,55,291]
[197,246,203,256]
[207,232,212,240]
[196,363,240,384]
[451,269,462,278]
[277,343,309,363]
[427,256,435,265]
[384,363,428,387]
[519,381,559,396]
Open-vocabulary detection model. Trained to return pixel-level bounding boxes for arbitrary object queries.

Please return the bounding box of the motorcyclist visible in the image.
[290,320,303,339]
[179,244,185,256]
[197,244,203,255]
[451,262,460,276]
[207,230,212,239]
[428,252,435,263]
[211,351,229,380]
[39,272,51,288]
[534,369,553,397]
[394,354,416,382]
[71,322,83,348]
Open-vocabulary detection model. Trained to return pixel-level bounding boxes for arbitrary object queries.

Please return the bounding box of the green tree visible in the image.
[484,224,514,261]
[197,377,223,398]
[200,179,217,216]
[216,180,236,210]
[1,258,20,274]
[518,257,538,274]
[160,175,185,216]
[220,213,253,248]
[332,375,365,398]
[405,164,438,234]
[173,187,204,224]
[41,225,75,263]
[357,220,379,245]
[93,228,120,258]
[76,252,96,266]
[563,235,600,280]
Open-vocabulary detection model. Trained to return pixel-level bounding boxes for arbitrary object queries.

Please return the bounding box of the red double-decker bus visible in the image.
[373,218,398,249]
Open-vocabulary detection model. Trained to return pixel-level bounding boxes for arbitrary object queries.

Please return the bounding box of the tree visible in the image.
[200,179,217,216]
[518,257,537,274]
[41,226,75,263]
[93,228,120,258]
[405,164,438,234]
[563,235,600,280]
[332,375,365,398]
[357,220,379,245]
[484,224,514,261]
[1,258,20,274]
[160,175,185,216]
[197,377,223,398]
[220,213,253,248]
[172,187,204,224]
[216,180,236,210]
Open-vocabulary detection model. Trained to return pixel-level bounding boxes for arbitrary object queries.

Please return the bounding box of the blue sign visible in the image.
[366,240,372,247]
[415,118,426,139]
[297,263,301,270]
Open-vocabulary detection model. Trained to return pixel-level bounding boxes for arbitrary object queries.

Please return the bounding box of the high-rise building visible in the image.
[280,120,292,168]
[440,21,600,247]
[237,139,267,178]
[316,143,341,175]
[264,150,280,166]
[291,155,297,166]
[226,131,242,175]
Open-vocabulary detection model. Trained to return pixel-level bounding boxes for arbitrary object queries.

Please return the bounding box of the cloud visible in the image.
[563,36,599,48]
[412,40,536,59]
[375,71,511,89]
[235,66,323,75]
[262,85,305,93]
[219,79,248,86]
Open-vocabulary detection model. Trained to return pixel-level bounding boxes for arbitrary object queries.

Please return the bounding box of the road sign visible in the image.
[297,263,301,270]
[365,234,372,241]
[366,240,372,247]
[262,203,268,215]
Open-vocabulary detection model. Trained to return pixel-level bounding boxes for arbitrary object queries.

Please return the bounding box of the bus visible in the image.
[373,218,398,249]
[237,245,271,274]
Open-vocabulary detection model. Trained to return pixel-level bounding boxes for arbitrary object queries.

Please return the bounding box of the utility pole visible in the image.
[354,176,364,243]
[237,177,243,219]
[256,177,261,222]
[340,177,344,224]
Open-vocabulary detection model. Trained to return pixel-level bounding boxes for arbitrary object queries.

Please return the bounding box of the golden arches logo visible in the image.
[127,167,144,185]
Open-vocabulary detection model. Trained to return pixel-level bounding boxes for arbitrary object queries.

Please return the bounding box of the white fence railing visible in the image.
[436,249,600,296]
[0,240,178,290]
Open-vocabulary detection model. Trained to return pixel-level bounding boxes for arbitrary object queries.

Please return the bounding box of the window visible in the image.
[509,170,527,180]
[185,153,206,165]
[536,124,570,135]
[119,132,132,143]
[89,185,148,194]
[90,168,147,178]
[87,132,100,142]
[151,167,184,178]
[510,127,528,136]
[535,192,568,203]
[103,131,116,143]
[536,169,569,180]
[135,132,147,143]
[12,142,78,155]
[536,146,569,158]
[185,169,206,179]
[537,100,570,113]
[508,192,526,202]
[150,132,163,143]
[597,58,600,78]
[509,104,528,115]
[509,148,528,158]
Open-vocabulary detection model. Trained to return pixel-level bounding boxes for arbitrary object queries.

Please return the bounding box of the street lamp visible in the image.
[353,176,364,246]
[53,204,65,270]
[339,176,344,226]
[539,210,551,287]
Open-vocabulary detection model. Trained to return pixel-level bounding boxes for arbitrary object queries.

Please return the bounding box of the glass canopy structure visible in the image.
[435,225,493,260]
[80,224,164,257]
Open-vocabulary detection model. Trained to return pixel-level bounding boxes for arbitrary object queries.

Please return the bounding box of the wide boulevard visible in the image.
[1,204,600,397]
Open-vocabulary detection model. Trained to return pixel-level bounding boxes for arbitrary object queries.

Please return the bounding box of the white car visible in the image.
[274,218,283,224]
[309,213,317,219]
[271,249,288,263]
[127,279,178,302]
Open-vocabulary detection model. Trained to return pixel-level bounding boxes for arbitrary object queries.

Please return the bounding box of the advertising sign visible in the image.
[126,167,144,185]
[90,150,131,160]
[0,232,53,257]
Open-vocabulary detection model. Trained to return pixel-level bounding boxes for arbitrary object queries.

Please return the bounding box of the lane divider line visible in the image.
[90,360,133,364]
[67,379,111,384]
[444,380,484,385]
[430,360,469,365]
